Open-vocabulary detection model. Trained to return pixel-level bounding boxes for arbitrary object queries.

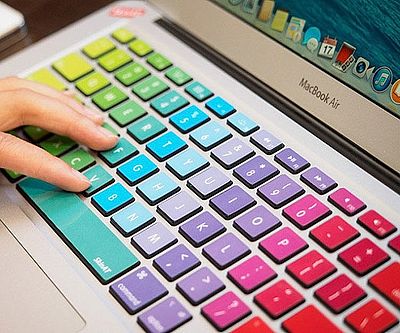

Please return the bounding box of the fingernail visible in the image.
[71,168,90,185]
[98,125,119,140]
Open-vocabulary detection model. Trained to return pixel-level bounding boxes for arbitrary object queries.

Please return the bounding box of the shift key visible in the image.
[17,178,140,284]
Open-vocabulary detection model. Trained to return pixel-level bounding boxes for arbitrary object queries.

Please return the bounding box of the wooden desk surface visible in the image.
[0,0,114,61]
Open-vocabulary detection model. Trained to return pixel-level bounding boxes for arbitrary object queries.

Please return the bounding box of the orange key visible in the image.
[231,316,274,333]
[368,262,400,308]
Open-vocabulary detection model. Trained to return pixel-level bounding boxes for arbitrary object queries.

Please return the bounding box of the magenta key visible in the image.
[283,194,331,230]
[257,174,305,209]
[228,255,277,294]
[138,296,192,333]
[274,148,310,174]
[300,167,337,194]
[328,188,366,216]
[201,291,251,331]
[211,137,255,169]
[259,227,308,263]
[203,232,251,269]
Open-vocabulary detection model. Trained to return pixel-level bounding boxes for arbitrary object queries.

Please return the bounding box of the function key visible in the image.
[150,90,189,117]
[232,316,274,333]
[132,76,169,101]
[211,137,255,169]
[165,66,192,86]
[147,52,172,71]
[76,72,110,96]
[109,100,147,127]
[136,172,180,205]
[205,96,235,118]
[82,37,115,59]
[117,154,158,186]
[227,112,259,136]
[300,166,337,194]
[92,183,134,216]
[250,129,284,154]
[166,148,209,180]
[92,85,128,111]
[83,165,114,197]
[274,148,310,174]
[357,210,397,239]
[368,262,400,308]
[61,149,95,171]
[115,63,150,86]
[52,53,93,82]
[170,105,210,133]
[127,115,166,144]
[129,39,152,57]
[99,137,138,167]
[111,28,135,44]
[328,188,366,216]
[98,49,131,72]
[146,131,187,161]
[185,81,213,101]
[315,274,366,313]
[189,121,231,151]
[389,235,400,254]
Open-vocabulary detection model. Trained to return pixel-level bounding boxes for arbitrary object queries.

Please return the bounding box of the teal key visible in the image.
[117,154,158,186]
[92,182,134,216]
[146,131,187,161]
[205,96,235,118]
[83,165,114,197]
[189,121,232,151]
[99,137,138,167]
[227,112,259,136]
[136,172,180,205]
[17,178,139,284]
[150,90,189,117]
[132,76,169,101]
[169,105,209,133]
[111,202,155,237]
[184,81,213,102]
[166,148,209,180]
[127,115,166,144]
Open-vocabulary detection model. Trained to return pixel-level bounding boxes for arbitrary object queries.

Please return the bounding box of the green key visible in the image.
[17,178,139,284]
[27,68,66,91]
[76,72,110,96]
[23,126,50,142]
[2,169,24,182]
[83,37,115,59]
[102,122,119,136]
[127,115,166,144]
[83,165,114,197]
[52,53,93,82]
[150,90,189,117]
[39,135,77,156]
[185,81,214,101]
[115,63,150,86]
[165,66,192,86]
[132,76,169,101]
[92,86,128,111]
[147,53,172,71]
[99,137,138,167]
[112,28,135,43]
[109,100,147,127]
[129,39,152,57]
[61,149,95,171]
[98,49,131,72]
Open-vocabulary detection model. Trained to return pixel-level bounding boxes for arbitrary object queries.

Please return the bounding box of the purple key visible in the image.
[274,148,310,174]
[233,155,279,188]
[187,167,232,199]
[153,244,200,281]
[257,174,304,208]
[177,267,225,305]
[179,211,226,247]
[250,129,284,154]
[211,137,255,169]
[233,205,281,241]
[109,266,168,314]
[202,232,251,269]
[300,166,337,194]
[138,296,192,333]
[157,191,202,226]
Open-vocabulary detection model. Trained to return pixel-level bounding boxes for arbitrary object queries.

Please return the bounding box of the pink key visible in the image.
[338,238,389,276]
[254,280,304,319]
[283,194,331,229]
[286,250,336,288]
[357,210,397,239]
[328,188,366,216]
[310,216,360,252]
[228,255,277,294]
[201,291,251,331]
[259,227,308,264]
[315,274,366,313]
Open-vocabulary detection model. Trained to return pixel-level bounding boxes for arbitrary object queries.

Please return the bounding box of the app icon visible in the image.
[352,57,370,78]
[229,0,243,5]
[365,66,375,80]
[286,17,306,42]
[257,0,275,22]
[271,9,289,32]
[332,42,356,72]
[303,27,321,46]
[371,66,392,93]
[242,0,259,14]
[318,36,337,59]
[390,79,400,104]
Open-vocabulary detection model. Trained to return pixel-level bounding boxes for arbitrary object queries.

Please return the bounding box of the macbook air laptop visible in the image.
[0,1,399,332]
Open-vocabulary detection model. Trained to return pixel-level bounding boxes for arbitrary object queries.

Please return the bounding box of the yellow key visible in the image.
[27,68,66,91]
[52,53,93,82]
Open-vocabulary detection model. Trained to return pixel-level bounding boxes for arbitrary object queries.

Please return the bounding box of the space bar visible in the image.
[17,178,139,284]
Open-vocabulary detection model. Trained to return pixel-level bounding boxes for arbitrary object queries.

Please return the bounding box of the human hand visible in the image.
[0,77,118,191]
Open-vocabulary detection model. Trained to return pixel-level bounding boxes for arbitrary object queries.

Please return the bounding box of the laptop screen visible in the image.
[211,0,400,118]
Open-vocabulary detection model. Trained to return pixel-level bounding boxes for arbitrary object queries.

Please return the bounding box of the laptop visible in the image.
[0,0,399,332]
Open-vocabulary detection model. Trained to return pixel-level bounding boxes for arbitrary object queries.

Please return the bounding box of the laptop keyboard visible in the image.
[2,26,399,332]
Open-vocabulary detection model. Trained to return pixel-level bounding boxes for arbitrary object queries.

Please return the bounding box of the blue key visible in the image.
[92,183,134,216]
[117,154,158,186]
[111,202,155,236]
[99,138,138,167]
[146,131,187,161]
[166,148,209,180]
[169,105,209,133]
[227,112,259,136]
[150,90,189,117]
[83,165,114,197]
[137,172,180,205]
[189,121,232,151]
[205,96,235,118]
[184,81,213,101]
